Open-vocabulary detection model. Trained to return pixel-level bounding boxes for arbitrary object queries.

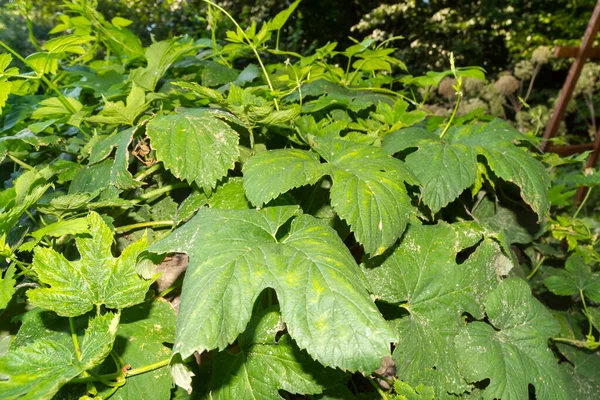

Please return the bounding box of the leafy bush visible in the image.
[0,1,598,399]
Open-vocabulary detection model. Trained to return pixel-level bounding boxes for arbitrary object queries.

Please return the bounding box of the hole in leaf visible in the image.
[455,240,482,265]
[472,378,490,390]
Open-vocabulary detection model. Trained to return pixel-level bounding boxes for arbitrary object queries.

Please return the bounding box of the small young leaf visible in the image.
[87,84,147,126]
[544,255,600,302]
[0,264,16,310]
[27,212,155,317]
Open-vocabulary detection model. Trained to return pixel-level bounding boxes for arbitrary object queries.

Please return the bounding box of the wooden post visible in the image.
[540,1,600,152]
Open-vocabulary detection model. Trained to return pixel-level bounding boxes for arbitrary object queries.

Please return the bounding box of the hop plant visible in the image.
[495,75,519,95]
[531,46,552,65]
[438,76,456,99]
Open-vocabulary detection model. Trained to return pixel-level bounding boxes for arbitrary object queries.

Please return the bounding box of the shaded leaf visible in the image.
[0,312,119,400]
[363,222,501,397]
[455,278,569,400]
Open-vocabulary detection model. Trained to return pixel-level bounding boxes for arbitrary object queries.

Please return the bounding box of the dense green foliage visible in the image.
[1,1,600,399]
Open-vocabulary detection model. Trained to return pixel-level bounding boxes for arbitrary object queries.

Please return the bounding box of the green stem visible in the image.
[134,163,162,181]
[552,336,599,349]
[70,358,170,386]
[201,0,279,111]
[7,154,34,170]
[127,359,170,377]
[69,318,83,362]
[580,289,594,337]
[439,91,461,139]
[526,255,545,280]
[367,377,389,400]
[157,277,184,298]
[0,40,77,114]
[24,15,42,52]
[346,59,368,86]
[115,221,174,233]
[132,183,188,204]
[248,126,255,152]
[573,187,593,219]
[276,29,281,51]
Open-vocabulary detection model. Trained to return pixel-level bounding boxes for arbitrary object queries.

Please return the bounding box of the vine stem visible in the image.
[70,358,171,384]
[573,186,593,219]
[526,255,545,280]
[439,53,462,140]
[115,220,174,233]
[0,40,78,115]
[131,182,188,204]
[201,0,280,111]
[69,318,82,361]
[134,163,162,181]
[7,154,34,170]
[367,377,389,400]
[127,359,170,377]
[580,289,594,338]
[552,336,599,349]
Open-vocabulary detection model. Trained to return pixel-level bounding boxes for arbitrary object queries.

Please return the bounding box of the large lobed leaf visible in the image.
[455,278,570,400]
[363,221,502,398]
[382,119,549,218]
[27,212,155,317]
[0,312,119,400]
[243,137,418,256]
[148,206,397,373]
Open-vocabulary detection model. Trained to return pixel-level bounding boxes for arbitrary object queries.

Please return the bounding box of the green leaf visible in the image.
[0,264,16,310]
[147,108,240,189]
[0,312,119,400]
[243,137,417,255]
[363,222,501,397]
[557,343,600,400]
[454,278,569,400]
[19,217,89,251]
[383,119,549,217]
[87,128,142,190]
[544,255,600,302]
[208,307,337,399]
[0,169,52,235]
[392,380,435,400]
[24,53,61,75]
[27,212,155,317]
[98,300,175,400]
[149,206,396,372]
[130,39,193,91]
[43,35,93,54]
[87,84,147,126]
[243,149,324,205]
[267,0,301,31]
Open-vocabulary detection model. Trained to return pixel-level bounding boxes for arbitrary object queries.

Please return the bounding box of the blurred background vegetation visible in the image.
[1,0,599,142]
[1,0,596,73]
